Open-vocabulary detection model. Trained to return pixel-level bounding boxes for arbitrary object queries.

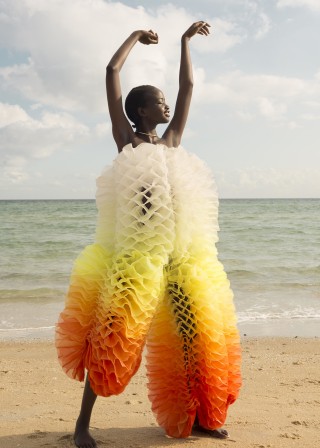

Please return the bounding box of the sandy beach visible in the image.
[0,337,319,448]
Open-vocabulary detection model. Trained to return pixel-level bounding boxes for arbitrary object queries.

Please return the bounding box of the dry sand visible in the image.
[0,337,319,448]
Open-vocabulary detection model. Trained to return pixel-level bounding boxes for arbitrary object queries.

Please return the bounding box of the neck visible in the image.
[135,130,158,138]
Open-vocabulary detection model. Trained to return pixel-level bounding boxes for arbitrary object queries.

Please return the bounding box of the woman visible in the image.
[56,21,241,448]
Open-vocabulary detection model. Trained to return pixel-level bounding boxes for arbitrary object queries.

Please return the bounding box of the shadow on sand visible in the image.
[0,426,207,448]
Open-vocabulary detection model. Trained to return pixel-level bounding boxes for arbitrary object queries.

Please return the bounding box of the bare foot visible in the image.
[193,417,229,439]
[193,426,229,439]
[74,420,97,448]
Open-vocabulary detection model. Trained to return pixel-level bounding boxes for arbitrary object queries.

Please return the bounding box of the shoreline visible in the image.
[1,338,319,448]
[1,317,320,341]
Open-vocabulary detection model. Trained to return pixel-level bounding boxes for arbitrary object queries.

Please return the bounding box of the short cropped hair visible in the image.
[125,85,158,128]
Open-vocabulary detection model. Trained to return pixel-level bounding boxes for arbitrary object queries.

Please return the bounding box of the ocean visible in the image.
[0,199,319,340]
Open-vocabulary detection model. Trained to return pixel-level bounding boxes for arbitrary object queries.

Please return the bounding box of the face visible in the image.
[141,89,170,124]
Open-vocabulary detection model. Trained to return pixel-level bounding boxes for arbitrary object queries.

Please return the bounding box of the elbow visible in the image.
[188,79,194,88]
[106,63,118,74]
[180,78,194,90]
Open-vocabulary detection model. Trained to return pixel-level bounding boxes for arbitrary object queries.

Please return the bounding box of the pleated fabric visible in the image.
[55,142,241,436]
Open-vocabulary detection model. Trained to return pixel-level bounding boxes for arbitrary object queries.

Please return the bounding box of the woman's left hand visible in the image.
[182,21,211,40]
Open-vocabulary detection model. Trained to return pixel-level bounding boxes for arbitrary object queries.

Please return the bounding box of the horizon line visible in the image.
[1,197,319,201]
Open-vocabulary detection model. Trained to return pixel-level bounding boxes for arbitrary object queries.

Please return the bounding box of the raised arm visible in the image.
[163,21,210,147]
[106,30,158,151]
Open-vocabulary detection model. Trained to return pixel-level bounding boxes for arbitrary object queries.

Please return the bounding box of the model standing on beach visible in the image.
[56,21,241,448]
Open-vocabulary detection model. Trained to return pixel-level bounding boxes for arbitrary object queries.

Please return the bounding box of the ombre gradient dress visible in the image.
[55,143,241,438]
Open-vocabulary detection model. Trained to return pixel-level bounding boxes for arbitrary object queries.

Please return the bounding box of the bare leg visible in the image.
[193,415,229,439]
[74,374,98,448]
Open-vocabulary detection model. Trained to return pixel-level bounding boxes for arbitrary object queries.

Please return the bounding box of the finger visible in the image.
[199,21,210,27]
[198,25,210,36]
[198,26,208,34]
[198,21,211,33]
[200,28,209,36]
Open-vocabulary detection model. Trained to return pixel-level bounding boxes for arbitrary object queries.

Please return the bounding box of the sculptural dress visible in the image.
[55,142,242,438]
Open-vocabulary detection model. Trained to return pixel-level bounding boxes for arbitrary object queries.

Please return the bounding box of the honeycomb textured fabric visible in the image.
[55,142,241,437]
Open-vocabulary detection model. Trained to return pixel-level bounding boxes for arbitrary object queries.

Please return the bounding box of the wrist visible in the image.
[132,30,143,40]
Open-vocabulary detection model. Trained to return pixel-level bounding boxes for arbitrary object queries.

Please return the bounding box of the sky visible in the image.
[0,0,320,199]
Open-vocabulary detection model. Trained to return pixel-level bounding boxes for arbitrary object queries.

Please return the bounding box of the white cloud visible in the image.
[301,113,320,120]
[1,156,29,184]
[258,97,287,120]
[191,18,244,54]
[277,0,320,11]
[216,167,320,198]
[0,0,244,114]
[254,13,272,40]
[0,102,89,186]
[94,122,111,137]
[211,0,272,40]
[195,70,320,125]
[0,102,29,126]
[0,104,89,158]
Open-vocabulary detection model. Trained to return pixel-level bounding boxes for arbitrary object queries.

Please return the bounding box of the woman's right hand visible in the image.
[137,29,159,45]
